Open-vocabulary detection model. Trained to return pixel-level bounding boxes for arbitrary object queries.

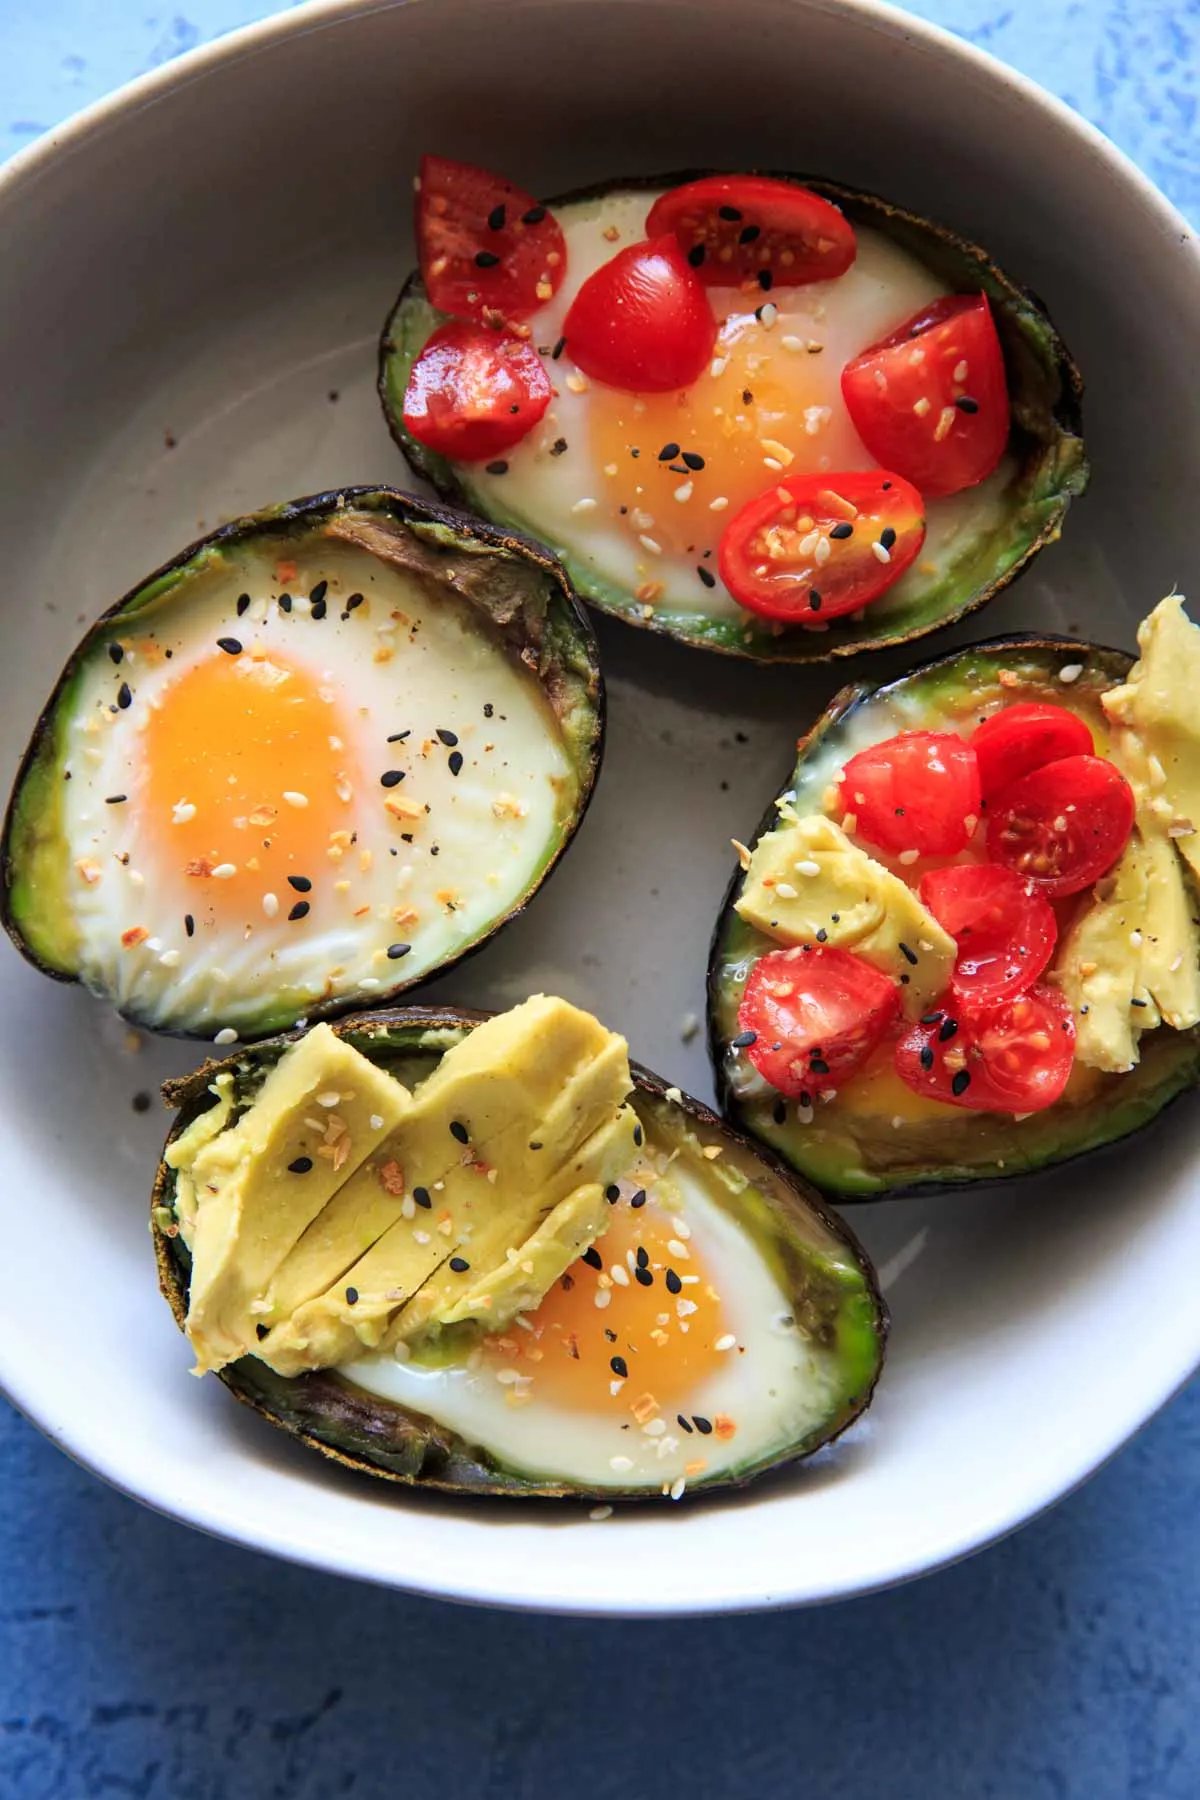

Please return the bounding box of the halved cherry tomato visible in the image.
[987,754,1135,898]
[718,470,924,624]
[894,983,1075,1113]
[920,864,1057,1004]
[839,731,981,856]
[416,155,566,325]
[841,294,1009,497]
[971,702,1094,800]
[561,236,717,393]
[737,945,900,1099]
[402,321,552,461]
[645,175,856,290]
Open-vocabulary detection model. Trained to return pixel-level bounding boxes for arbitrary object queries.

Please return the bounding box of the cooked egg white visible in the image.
[468,188,1014,623]
[343,1130,843,1493]
[60,538,572,1034]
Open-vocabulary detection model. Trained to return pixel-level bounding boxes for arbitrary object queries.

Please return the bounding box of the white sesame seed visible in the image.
[211,862,237,880]
[413,1229,430,1245]
[953,359,969,382]
[814,537,831,566]
[667,1239,690,1259]
[610,1263,630,1287]
[565,371,589,394]
[171,800,196,825]
[763,457,783,472]
[610,1455,633,1472]
[781,335,804,352]
[898,848,921,866]
[282,791,309,808]
[709,496,729,512]
[358,977,381,991]
[1171,953,1184,972]
[1130,930,1143,948]
[589,1504,614,1521]
[158,949,181,968]
[758,302,778,328]
[1058,663,1083,684]
[370,1114,384,1130]
[934,405,955,442]
[214,1027,238,1045]
[913,397,931,418]
[794,859,821,877]
[594,1287,612,1309]
[643,1418,666,1437]
[638,534,662,555]
[669,1477,687,1501]
[671,1217,691,1240]
[262,892,279,918]
[774,881,799,900]
[674,482,693,503]
[571,496,598,515]
[715,1333,737,1351]
[709,356,729,378]
[871,542,892,564]
[401,1194,416,1219]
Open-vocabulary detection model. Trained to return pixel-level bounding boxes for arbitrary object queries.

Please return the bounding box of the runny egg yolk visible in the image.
[141,646,360,919]
[482,1195,731,1414]
[585,310,872,559]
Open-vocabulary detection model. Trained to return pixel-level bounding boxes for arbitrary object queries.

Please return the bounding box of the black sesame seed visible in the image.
[632,1124,643,1147]
[551,336,566,360]
[815,927,828,943]
[529,1141,543,1151]
[117,682,132,709]
[450,1120,469,1144]
[184,914,195,938]
[900,974,910,985]
[287,900,310,922]
[658,442,681,461]
[108,643,124,664]
[387,731,411,743]
[288,1156,313,1174]
[278,593,292,612]
[636,1246,649,1269]
[955,395,979,413]
[665,1269,682,1295]
[236,593,251,617]
[287,875,312,892]
[687,243,706,267]
[386,942,411,960]
[898,942,919,966]
[717,204,743,222]
[739,224,761,244]
[448,751,464,777]
[1130,997,1148,1008]
[449,1256,470,1273]
[346,592,364,612]
[483,703,494,719]
[105,794,127,805]
[881,481,893,491]
[682,451,706,471]
[345,1286,359,1305]
[810,1057,831,1075]
[921,1010,944,1025]
[256,1323,269,1340]
[919,1046,934,1071]
[522,205,546,225]
[311,597,327,620]
[731,1030,757,1049]
[757,268,774,291]
[951,1069,971,1097]
[436,728,459,747]
[582,1246,603,1270]
[487,203,507,231]
[938,1017,959,1042]
[485,460,508,476]
[309,580,328,606]
[773,1098,787,1125]
[413,1186,432,1209]
[380,770,405,787]
[610,1355,628,1378]
[880,526,897,550]
[809,591,823,611]
[216,637,242,656]
[693,1415,713,1435]
[605,1184,621,1202]
[697,565,716,589]
[630,1189,647,1209]
[829,522,854,540]
[474,250,501,268]
[634,1266,654,1287]
[677,1413,694,1433]
[550,437,568,457]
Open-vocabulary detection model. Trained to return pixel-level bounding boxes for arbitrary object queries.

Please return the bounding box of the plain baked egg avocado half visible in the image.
[708,597,1200,1198]
[1,489,602,1041]
[379,158,1087,662]
[152,995,886,1501]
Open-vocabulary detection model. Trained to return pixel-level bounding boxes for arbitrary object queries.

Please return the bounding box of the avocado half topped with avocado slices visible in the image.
[709,597,1200,1198]
[2,488,602,1041]
[151,995,886,1501]
[379,158,1086,663]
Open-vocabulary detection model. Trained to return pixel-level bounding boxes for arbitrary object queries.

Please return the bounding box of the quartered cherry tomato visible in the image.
[920,864,1057,1005]
[737,945,900,1099]
[561,236,717,393]
[970,701,1094,800]
[894,983,1075,1113]
[987,754,1135,898]
[841,294,1009,497]
[839,731,981,856]
[717,470,924,624]
[645,174,856,290]
[402,321,552,461]
[416,155,566,325]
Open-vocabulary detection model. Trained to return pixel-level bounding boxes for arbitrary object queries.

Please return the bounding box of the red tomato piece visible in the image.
[920,864,1057,1005]
[987,754,1135,898]
[839,731,982,856]
[895,984,1075,1113]
[841,294,1009,497]
[970,702,1094,800]
[737,945,900,1100]
[561,236,717,393]
[645,175,856,290]
[718,470,924,625]
[416,155,566,325]
[402,321,552,462]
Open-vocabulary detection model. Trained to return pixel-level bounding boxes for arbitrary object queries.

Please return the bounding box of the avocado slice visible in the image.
[2,488,602,1040]
[152,1005,886,1500]
[379,171,1087,664]
[708,637,1200,1199]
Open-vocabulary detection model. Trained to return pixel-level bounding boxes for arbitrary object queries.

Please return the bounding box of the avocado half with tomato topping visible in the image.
[379,169,1087,663]
[2,488,602,1041]
[151,997,886,1500]
[708,629,1200,1198]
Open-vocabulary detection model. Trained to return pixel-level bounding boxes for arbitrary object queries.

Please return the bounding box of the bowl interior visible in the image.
[1,0,1198,1612]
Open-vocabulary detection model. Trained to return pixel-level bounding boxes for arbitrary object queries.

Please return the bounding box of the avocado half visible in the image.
[379,171,1088,664]
[152,1006,887,1500]
[708,637,1200,1199]
[2,487,603,1040]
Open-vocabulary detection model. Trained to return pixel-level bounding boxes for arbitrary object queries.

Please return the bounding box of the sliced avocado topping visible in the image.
[2,488,603,1039]
[380,172,1087,663]
[153,1002,886,1499]
[709,634,1200,1198]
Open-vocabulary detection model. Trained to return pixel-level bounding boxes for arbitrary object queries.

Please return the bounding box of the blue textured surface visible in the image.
[1,2,1198,1794]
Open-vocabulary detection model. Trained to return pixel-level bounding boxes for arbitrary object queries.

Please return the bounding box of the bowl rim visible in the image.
[2,0,1199,1616]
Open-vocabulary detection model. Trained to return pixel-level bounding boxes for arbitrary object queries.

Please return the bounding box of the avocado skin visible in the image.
[707,634,1200,1200]
[1,486,605,1039]
[152,1005,888,1501]
[379,170,1088,664]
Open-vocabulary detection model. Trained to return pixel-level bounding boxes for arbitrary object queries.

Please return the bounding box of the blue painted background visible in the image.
[1,2,1198,1794]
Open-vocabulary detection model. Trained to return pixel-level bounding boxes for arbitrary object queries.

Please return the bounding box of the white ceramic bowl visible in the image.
[1,0,1198,1616]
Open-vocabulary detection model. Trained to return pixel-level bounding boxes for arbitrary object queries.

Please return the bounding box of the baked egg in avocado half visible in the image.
[379,158,1087,663]
[2,489,602,1041]
[709,597,1200,1198]
[151,995,886,1502]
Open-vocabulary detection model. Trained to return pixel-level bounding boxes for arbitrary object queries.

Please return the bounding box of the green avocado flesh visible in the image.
[1,489,602,1040]
[379,173,1088,663]
[708,639,1200,1199]
[152,1007,886,1500]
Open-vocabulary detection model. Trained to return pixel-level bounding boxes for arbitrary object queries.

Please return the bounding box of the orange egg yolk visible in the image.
[140,646,360,921]
[584,310,871,560]
[482,1196,731,1415]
